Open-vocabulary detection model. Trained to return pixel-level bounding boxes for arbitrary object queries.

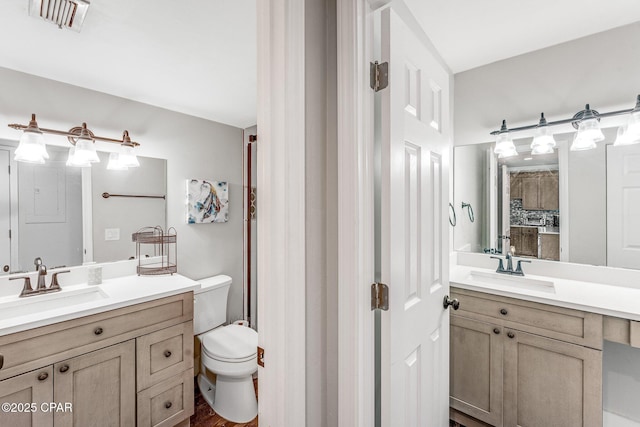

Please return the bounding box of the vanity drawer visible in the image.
[0,293,193,380]
[451,288,603,349]
[137,321,194,391]
[137,369,194,427]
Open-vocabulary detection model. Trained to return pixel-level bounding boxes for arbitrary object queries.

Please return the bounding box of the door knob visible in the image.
[443,296,460,310]
[2,265,8,273]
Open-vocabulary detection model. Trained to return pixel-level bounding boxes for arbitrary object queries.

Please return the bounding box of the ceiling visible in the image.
[0,0,256,129]
[1,1,639,128]
[404,0,640,73]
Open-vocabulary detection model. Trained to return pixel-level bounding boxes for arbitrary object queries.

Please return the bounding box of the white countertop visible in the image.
[451,264,640,321]
[0,274,200,337]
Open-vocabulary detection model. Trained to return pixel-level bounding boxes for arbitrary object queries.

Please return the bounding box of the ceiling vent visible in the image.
[28,0,90,32]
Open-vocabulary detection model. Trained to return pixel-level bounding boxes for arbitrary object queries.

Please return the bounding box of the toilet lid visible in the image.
[202,325,258,362]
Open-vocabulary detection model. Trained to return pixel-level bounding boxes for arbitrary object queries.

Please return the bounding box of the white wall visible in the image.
[0,67,245,322]
[453,144,486,252]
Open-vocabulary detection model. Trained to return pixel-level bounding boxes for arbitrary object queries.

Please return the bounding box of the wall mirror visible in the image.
[453,126,640,270]
[0,140,166,274]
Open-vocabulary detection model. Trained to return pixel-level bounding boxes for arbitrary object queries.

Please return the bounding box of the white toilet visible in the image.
[194,275,258,423]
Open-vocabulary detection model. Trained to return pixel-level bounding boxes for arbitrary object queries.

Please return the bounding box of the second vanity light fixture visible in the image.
[492,95,640,158]
[8,114,140,169]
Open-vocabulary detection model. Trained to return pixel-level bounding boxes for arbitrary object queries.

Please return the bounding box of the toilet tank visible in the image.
[194,275,232,335]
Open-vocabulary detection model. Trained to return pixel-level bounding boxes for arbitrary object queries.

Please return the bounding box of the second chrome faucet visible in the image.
[490,254,531,276]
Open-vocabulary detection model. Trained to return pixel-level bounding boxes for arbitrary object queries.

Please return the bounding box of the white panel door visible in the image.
[0,149,10,274]
[379,7,451,427]
[607,144,640,269]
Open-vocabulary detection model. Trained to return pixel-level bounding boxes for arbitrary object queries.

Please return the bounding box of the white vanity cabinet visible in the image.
[0,292,194,427]
[450,288,603,427]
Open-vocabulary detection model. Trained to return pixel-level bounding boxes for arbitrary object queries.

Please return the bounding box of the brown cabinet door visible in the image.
[503,330,602,427]
[520,228,538,257]
[521,176,539,210]
[54,340,136,427]
[510,174,522,199]
[450,315,503,427]
[0,367,53,427]
[509,228,522,255]
[540,233,560,260]
[539,171,559,210]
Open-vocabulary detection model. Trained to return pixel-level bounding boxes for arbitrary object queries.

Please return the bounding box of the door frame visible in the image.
[0,144,19,272]
[336,0,377,425]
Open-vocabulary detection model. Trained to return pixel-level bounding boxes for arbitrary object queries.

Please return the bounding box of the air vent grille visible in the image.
[29,0,90,32]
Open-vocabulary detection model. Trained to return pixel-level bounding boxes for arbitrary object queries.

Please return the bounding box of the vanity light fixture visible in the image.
[490,95,640,153]
[8,114,141,168]
[493,120,517,158]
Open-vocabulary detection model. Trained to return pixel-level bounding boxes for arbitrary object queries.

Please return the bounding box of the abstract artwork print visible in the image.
[187,179,229,223]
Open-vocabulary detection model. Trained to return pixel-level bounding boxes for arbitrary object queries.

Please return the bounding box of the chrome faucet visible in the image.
[10,258,70,297]
[491,253,531,276]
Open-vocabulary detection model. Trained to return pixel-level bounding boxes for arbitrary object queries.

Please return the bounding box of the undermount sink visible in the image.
[0,286,108,320]
[468,270,555,292]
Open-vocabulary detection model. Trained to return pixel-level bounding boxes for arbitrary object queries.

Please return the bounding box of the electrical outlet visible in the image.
[105,228,120,241]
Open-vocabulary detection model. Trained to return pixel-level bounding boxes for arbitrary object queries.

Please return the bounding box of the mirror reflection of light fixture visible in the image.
[530,113,556,155]
[615,95,640,146]
[494,120,517,158]
[107,152,128,171]
[491,95,640,152]
[8,114,141,168]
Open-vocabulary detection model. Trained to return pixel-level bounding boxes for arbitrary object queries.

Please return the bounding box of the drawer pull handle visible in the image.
[493,328,500,335]
[500,308,508,316]
[164,350,172,358]
[165,401,172,409]
[507,331,515,339]
[94,327,104,336]
[59,364,70,373]
[37,372,49,381]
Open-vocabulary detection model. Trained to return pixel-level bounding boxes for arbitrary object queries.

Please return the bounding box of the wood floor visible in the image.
[190,378,258,427]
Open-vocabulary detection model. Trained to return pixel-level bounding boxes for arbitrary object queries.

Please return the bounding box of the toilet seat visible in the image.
[201,324,258,363]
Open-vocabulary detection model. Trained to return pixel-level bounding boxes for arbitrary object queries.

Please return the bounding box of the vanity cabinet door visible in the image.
[509,228,522,255]
[503,330,602,427]
[450,315,503,427]
[53,340,135,427]
[0,366,53,427]
[510,174,522,199]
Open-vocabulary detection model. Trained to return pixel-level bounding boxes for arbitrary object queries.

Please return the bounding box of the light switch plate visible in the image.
[105,228,120,241]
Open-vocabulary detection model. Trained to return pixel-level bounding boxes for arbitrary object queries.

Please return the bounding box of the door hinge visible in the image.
[371,282,389,311]
[370,61,389,92]
[257,346,265,367]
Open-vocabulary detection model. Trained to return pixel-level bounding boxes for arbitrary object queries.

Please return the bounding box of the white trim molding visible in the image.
[256,0,306,425]
[337,0,376,426]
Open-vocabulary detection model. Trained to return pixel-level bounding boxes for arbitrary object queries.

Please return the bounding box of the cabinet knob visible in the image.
[493,328,500,335]
[94,327,104,336]
[165,401,172,409]
[507,331,515,339]
[37,372,49,381]
[59,364,70,373]
[164,350,172,358]
[500,308,508,316]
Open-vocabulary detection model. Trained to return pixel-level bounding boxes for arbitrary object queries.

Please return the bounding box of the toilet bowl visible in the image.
[194,275,258,423]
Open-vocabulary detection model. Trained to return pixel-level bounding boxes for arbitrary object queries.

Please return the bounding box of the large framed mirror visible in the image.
[453,126,640,270]
[0,140,166,274]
